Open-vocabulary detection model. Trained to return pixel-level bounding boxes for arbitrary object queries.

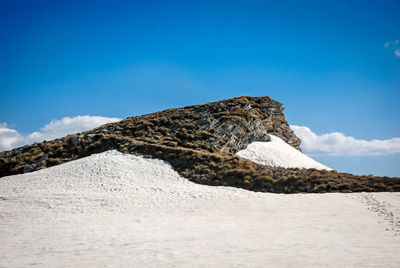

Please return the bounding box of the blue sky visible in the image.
[1,0,399,176]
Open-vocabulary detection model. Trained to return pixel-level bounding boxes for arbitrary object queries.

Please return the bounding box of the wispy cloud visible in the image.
[385,39,400,57]
[384,40,399,48]
[0,123,24,151]
[0,116,121,151]
[290,125,400,156]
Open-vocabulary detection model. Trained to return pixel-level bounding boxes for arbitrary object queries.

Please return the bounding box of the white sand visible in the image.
[236,134,332,170]
[0,151,399,268]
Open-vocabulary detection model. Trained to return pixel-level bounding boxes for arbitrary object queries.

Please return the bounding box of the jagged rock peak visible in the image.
[184,96,301,152]
[110,96,301,153]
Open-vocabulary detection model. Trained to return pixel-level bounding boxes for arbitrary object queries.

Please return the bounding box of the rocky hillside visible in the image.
[1,96,399,193]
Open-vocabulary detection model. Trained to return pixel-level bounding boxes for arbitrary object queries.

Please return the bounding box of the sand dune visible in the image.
[237,134,332,170]
[0,151,399,267]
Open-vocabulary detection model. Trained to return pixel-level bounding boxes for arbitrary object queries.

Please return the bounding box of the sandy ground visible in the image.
[0,151,399,268]
[237,135,332,170]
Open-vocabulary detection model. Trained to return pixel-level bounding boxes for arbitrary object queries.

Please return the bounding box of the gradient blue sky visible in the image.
[1,0,399,176]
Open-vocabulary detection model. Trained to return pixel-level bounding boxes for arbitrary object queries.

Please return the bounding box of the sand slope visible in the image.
[237,134,332,170]
[0,151,399,267]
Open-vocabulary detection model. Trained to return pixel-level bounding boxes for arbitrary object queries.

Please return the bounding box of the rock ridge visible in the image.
[0,96,399,193]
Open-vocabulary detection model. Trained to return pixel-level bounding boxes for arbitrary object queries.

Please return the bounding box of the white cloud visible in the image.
[385,39,400,57]
[0,116,121,152]
[0,123,24,151]
[384,40,399,48]
[290,125,400,156]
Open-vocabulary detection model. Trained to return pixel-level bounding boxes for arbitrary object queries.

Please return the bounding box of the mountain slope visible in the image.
[1,96,399,193]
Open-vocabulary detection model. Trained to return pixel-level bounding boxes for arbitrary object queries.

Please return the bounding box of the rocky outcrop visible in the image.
[0,96,399,193]
[191,96,301,152]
